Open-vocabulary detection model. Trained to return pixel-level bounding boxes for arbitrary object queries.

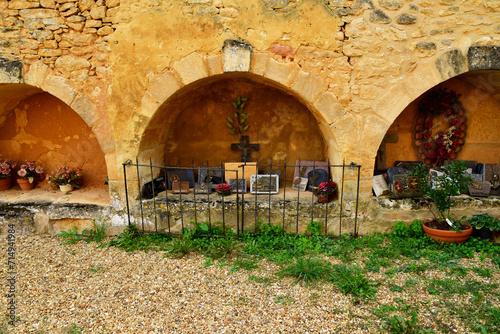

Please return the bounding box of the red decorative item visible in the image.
[413,88,467,166]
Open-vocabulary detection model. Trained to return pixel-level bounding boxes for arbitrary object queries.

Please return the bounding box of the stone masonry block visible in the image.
[222,39,252,72]
[25,61,49,87]
[314,92,345,124]
[207,55,223,75]
[149,71,181,104]
[264,58,295,87]
[250,52,269,76]
[401,61,442,99]
[435,49,467,80]
[173,52,208,85]
[372,85,412,124]
[0,58,23,83]
[92,119,115,153]
[41,75,77,106]
[139,92,160,119]
[71,94,98,127]
[291,70,323,102]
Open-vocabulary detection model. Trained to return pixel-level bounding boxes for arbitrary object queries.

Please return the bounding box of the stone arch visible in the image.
[369,46,500,188]
[125,51,341,168]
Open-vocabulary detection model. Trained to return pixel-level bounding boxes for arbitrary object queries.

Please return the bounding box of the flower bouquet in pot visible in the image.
[315,179,337,203]
[47,166,82,192]
[409,160,473,244]
[0,156,16,191]
[17,161,44,191]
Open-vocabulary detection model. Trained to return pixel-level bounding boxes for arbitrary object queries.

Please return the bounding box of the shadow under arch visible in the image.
[138,72,338,178]
[0,83,108,188]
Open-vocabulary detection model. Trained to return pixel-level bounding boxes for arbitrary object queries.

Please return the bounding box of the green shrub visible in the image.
[328,264,378,300]
[277,257,332,286]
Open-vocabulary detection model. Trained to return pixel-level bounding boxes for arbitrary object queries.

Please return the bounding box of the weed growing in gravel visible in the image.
[277,257,332,286]
[56,227,81,245]
[81,217,108,243]
[107,225,172,252]
[67,323,83,333]
[274,296,294,305]
[248,275,273,284]
[472,267,493,278]
[328,264,379,300]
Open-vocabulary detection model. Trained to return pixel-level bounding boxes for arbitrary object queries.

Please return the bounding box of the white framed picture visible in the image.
[291,177,308,192]
[250,175,279,194]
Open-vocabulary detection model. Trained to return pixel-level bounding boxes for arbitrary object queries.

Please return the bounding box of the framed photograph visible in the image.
[197,167,224,185]
[172,181,189,194]
[228,178,247,194]
[291,177,308,191]
[250,175,279,194]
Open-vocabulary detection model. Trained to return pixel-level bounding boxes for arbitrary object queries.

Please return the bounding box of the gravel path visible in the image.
[1,235,498,333]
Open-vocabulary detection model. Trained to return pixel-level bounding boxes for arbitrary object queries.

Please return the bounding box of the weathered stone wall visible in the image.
[1,0,499,232]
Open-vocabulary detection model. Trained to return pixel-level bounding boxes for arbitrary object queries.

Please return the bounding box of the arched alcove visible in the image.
[139,73,328,180]
[0,84,108,188]
[379,70,500,171]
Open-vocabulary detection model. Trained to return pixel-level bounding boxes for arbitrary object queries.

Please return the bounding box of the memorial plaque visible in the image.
[483,164,500,195]
[293,161,328,191]
[166,169,195,189]
[373,174,390,197]
[292,177,308,191]
[194,182,212,194]
[225,162,257,188]
[142,176,166,199]
[250,175,279,194]
[306,169,329,192]
[469,181,491,197]
[392,174,420,198]
[172,181,189,194]
[387,167,410,185]
[228,178,247,194]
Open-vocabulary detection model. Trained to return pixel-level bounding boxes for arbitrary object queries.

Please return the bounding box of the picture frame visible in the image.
[172,181,190,194]
[250,175,279,194]
[228,178,247,194]
[194,182,212,194]
[292,177,308,192]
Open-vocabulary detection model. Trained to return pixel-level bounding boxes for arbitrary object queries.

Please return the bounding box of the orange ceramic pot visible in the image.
[0,177,12,191]
[422,221,472,244]
[17,179,34,191]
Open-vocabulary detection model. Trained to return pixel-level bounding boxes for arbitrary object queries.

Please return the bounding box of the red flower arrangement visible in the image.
[317,179,337,196]
[215,183,232,196]
[413,88,467,166]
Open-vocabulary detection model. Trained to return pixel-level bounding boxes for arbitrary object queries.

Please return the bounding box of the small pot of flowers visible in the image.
[47,166,82,192]
[215,183,232,196]
[0,156,16,191]
[315,179,337,203]
[410,160,473,244]
[17,161,44,191]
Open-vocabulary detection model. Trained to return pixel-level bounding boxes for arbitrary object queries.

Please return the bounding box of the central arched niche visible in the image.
[139,73,327,180]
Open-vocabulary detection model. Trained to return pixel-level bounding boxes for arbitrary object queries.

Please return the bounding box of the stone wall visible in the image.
[0,0,499,232]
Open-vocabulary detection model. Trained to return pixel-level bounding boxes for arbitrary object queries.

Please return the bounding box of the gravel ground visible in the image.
[1,235,499,333]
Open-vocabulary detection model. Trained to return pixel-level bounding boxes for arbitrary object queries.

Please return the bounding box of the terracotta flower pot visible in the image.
[17,179,34,191]
[0,177,12,191]
[59,184,74,192]
[317,192,335,203]
[422,221,472,244]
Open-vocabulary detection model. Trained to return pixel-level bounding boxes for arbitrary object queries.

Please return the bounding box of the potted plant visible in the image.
[315,179,337,203]
[467,213,500,241]
[0,156,16,191]
[215,183,232,196]
[17,161,44,191]
[47,166,82,192]
[410,160,473,244]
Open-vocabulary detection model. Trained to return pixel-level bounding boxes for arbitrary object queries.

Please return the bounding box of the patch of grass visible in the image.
[56,227,81,245]
[328,264,379,300]
[88,265,104,274]
[81,217,108,243]
[163,235,196,258]
[389,283,404,292]
[381,311,421,334]
[472,267,493,278]
[277,257,332,286]
[108,225,172,253]
[68,323,83,333]
[232,257,259,271]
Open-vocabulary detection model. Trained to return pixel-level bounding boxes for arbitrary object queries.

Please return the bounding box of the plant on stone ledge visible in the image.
[47,166,83,188]
[226,96,249,140]
[410,160,473,230]
[17,160,44,183]
[0,155,16,179]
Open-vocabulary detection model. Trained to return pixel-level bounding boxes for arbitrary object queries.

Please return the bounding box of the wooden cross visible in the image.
[231,136,259,162]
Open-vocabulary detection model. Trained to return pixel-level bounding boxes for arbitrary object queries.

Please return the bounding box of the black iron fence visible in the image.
[123,159,362,237]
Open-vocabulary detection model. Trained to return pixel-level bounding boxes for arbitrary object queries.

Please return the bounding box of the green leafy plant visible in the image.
[467,213,500,230]
[81,217,108,243]
[56,227,82,245]
[328,264,379,300]
[410,160,473,228]
[226,96,249,140]
[277,257,332,286]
